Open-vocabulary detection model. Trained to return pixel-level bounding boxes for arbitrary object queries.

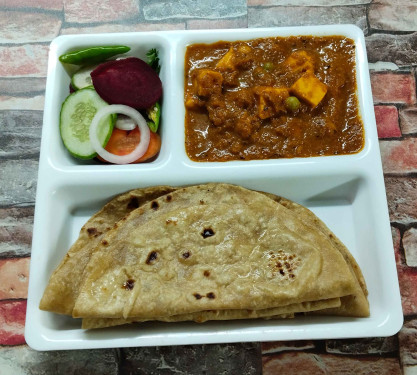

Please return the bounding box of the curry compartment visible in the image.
[184,36,365,162]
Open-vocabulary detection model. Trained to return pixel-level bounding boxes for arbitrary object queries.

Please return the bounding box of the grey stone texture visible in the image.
[0,346,119,375]
[143,0,247,20]
[248,5,367,31]
[366,33,417,67]
[121,343,262,375]
[0,77,46,96]
[403,228,417,268]
[0,159,38,206]
[369,0,417,32]
[0,206,34,257]
[326,337,399,355]
[399,318,417,367]
[385,177,417,225]
[0,110,42,159]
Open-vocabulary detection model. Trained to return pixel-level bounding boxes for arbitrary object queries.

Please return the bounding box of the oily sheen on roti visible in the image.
[73,184,357,319]
[39,186,176,315]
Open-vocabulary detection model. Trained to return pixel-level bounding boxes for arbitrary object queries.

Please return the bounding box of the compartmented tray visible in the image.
[25,25,403,351]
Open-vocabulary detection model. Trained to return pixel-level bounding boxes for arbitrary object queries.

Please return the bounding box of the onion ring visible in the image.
[89,104,150,165]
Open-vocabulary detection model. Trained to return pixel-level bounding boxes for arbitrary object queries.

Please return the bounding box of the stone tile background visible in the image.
[0,0,416,373]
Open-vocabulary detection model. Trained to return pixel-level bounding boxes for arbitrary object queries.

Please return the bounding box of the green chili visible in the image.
[146,102,161,133]
[59,45,131,65]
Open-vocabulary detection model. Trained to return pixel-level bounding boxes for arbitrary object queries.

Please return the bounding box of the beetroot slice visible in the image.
[91,57,162,109]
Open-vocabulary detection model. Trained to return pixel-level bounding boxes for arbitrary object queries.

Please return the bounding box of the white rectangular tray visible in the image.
[25,25,403,351]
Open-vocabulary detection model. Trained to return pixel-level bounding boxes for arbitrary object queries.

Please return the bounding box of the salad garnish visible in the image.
[146,48,161,74]
[58,46,162,165]
[59,45,131,65]
[89,104,150,165]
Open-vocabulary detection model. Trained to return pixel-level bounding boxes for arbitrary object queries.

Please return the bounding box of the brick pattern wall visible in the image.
[0,0,416,373]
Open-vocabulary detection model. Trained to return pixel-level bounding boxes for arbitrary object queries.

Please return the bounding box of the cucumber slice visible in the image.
[60,88,114,159]
[71,65,96,90]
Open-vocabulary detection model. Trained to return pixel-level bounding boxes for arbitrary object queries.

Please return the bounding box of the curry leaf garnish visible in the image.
[146,48,161,74]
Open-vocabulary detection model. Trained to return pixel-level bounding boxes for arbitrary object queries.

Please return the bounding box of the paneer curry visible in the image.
[184,36,365,162]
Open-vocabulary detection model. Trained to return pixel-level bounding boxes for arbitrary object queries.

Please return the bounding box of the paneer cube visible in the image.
[285,50,314,73]
[237,44,252,55]
[216,47,235,70]
[192,69,223,97]
[216,44,254,71]
[234,44,253,68]
[290,73,327,108]
[184,95,204,110]
[254,86,290,119]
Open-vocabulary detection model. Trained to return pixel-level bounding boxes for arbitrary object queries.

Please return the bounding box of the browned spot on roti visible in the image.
[127,197,140,209]
[182,251,191,259]
[151,201,159,210]
[122,279,135,290]
[146,251,158,264]
[206,292,215,299]
[201,228,215,238]
[101,240,109,246]
[193,293,202,300]
[203,270,210,277]
[86,227,102,237]
[166,195,172,202]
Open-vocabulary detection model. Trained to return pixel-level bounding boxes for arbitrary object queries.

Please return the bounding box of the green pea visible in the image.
[262,62,274,71]
[285,96,301,112]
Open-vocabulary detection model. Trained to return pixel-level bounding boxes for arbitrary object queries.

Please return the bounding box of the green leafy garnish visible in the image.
[146,48,161,74]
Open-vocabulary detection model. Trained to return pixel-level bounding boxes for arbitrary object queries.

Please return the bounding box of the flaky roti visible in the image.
[73,184,356,319]
[39,186,176,315]
[84,189,369,328]
[81,297,341,329]
[40,183,369,329]
[270,195,369,317]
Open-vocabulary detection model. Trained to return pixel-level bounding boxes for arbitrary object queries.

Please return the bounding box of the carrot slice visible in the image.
[97,128,161,164]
